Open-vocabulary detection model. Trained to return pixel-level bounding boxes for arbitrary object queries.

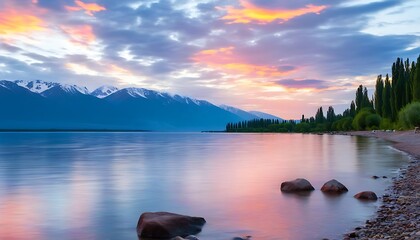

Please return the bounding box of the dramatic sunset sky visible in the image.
[1,0,419,118]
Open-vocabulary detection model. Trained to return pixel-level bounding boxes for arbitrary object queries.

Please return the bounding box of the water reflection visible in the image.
[0,133,408,240]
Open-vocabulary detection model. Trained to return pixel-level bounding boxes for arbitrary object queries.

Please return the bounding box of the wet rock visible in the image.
[320,179,348,193]
[137,212,206,239]
[280,178,315,192]
[354,191,378,201]
[345,157,420,239]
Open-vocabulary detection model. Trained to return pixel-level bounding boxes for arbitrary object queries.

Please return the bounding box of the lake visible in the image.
[0,132,409,240]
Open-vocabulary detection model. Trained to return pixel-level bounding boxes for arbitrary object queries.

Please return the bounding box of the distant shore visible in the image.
[342,131,420,239]
[0,129,150,132]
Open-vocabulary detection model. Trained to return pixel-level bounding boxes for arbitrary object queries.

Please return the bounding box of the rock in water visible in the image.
[321,179,348,193]
[137,212,206,239]
[280,178,315,192]
[354,191,378,200]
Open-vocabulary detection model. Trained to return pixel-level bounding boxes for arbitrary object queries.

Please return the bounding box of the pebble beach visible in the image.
[343,131,420,240]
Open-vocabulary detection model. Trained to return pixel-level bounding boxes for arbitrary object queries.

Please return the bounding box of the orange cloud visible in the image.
[66,0,106,16]
[219,0,327,24]
[61,25,96,45]
[192,46,295,77]
[0,10,44,35]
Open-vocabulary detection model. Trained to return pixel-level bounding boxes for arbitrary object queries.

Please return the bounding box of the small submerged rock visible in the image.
[136,212,206,239]
[354,191,378,201]
[320,179,348,193]
[172,235,199,240]
[280,178,315,192]
[232,236,251,240]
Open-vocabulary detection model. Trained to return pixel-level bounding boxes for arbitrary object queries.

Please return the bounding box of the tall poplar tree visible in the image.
[350,101,356,117]
[382,74,392,119]
[404,58,412,105]
[326,106,336,123]
[391,59,399,120]
[362,86,372,109]
[355,85,364,112]
[315,107,324,123]
[413,54,420,101]
[374,75,384,116]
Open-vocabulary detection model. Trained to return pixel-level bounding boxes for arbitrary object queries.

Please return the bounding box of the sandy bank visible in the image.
[341,131,420,239]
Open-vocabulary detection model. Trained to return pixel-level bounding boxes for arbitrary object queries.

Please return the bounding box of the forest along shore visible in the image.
[342,131,420,239]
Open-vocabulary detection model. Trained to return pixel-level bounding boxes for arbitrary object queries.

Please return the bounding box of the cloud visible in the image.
[192,46,297,77]
[0,0,419,119]
[65,0,106,16]
[0,9,44,35]
[60,24,96,45]
[276,79,329,90]
[218,0,327,24]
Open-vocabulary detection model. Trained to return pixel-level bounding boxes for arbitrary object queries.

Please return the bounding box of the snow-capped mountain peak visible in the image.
[15,80,58,93]
[91,85,119,98]
[14,80,89,95]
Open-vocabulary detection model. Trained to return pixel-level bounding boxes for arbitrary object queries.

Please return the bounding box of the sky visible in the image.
[0,0,419,119]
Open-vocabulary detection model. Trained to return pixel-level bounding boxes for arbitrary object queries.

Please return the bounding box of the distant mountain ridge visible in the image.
[0,80,283,131]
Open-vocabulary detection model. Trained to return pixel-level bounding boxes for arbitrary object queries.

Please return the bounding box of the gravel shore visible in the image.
[342,131,420,240]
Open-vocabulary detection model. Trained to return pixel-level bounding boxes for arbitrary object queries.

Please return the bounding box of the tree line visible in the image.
[226,54,420,133]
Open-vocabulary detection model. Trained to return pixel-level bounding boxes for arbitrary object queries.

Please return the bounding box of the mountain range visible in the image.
[0,80,282,131]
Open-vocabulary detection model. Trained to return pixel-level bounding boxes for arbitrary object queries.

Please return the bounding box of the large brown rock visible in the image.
[136,212,206,239]
[280,178,315,192]
[354,191,378,200]
[321,179,348,193]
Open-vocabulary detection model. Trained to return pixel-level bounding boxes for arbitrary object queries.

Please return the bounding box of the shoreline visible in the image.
[342,131,420,239]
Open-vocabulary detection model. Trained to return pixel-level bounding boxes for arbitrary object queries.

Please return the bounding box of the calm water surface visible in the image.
[0,132,409,240]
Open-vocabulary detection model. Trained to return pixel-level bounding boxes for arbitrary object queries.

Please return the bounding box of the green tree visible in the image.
[404,58,412,105]
[413,55,420,101]
[315,107,324,124]
[355,85,363,112]
[352,109,379,130]
[362,86,372,109]
[326,106,336,123]
[374,75,384,116]
[352,109,371,130]
[350,101,356,117]
[382,74,392,119]
[398,102,420,129]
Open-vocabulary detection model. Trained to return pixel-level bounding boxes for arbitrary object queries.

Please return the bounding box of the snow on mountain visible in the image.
[14,80,90,95]
[125,87,149,98]
[58,84,90,95]
[171,94,206,106]
[220,104,259,120]
[15,80,58,93]
[91,85,119,98]
[0,79,270,131]
[248,111,283,120]
[116,87,207,106]
[0,80,12,89]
